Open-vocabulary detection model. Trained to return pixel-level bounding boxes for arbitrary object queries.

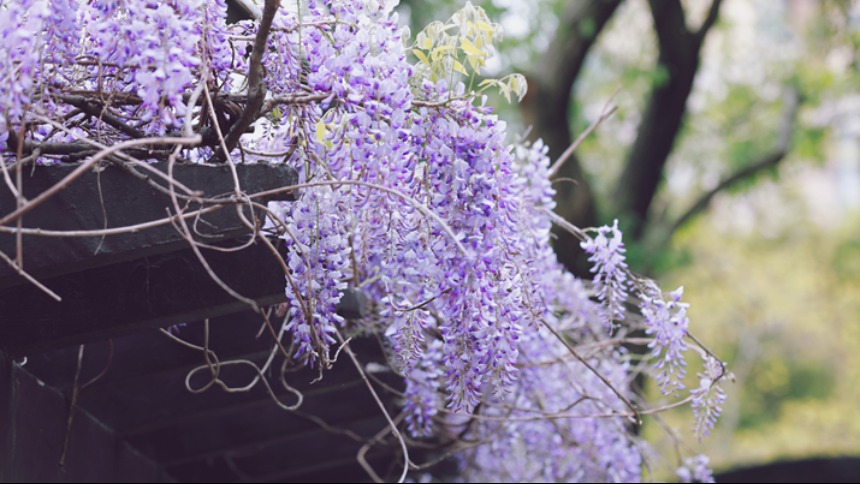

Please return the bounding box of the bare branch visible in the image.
[57,94,146,139]
[0,249,61,301]
[669,86,801,235]
[261,92,330,113]
[694,0,723,46]
[217,0,281,160]
[335,329,410,484]
[16,138,172,160]
[166,148,261,310]
[520,0,622,275]
[0,134,202,227]
[548,91,619,178]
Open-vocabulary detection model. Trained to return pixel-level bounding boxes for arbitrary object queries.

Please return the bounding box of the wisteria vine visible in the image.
[0,0,729,481]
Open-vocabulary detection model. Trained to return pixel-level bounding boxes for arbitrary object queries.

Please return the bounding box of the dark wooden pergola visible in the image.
[0,162,408,482]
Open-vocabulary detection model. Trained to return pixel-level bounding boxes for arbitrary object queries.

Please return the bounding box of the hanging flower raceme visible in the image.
[640,283,691,395]
[677,454,716,483]
[691,355,729,440]
[581,219,631,331]
[0,0,728,481]
[280,185,351,368]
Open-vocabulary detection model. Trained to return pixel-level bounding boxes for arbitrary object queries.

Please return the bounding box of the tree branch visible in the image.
[694,0,723,46]
[10,136,181,165]
[649,0,692,60]
[216,0,280,161]
[613,0,722,239]
[57,94,146,139]
[669,86,801,235]
[520,0,622,275]
[547,91,618,179]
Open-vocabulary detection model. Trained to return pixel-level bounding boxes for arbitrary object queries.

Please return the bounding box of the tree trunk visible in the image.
[520,0,622,276]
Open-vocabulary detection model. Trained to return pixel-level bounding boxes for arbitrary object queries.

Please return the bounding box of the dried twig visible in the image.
[335,329,410,484]
[0,249,61,301]
[216,0,281,159]
[0,134,202,227]
[548,90,619,178]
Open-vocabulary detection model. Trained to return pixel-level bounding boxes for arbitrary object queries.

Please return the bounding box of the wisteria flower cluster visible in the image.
[581,219,630,330]
[640,283,691,395]
[0,0,728,481]
[691,355,729,440]
[677,454,716,483]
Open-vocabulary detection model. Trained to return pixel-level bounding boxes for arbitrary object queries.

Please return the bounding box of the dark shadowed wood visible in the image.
[3,311,407,483]
[0,356,175,482]
[715,457,860,483]
[0,162,298,289]
[0,240,288,357]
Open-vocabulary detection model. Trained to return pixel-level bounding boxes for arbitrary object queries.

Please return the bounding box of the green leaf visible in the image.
[420,34,433,50]
[468,55,483,72]
[413,49,430,66]
[506,74,527,101]
[500,83,511,103]
[460,37,484,58]
[315,119,326,143]
[474,20,495,33]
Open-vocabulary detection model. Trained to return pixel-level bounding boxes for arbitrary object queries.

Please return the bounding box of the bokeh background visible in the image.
[398,0,860,479]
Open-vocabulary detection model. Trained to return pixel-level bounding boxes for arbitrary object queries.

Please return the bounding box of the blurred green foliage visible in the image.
[399,0,860,476]
[651,211,860,475]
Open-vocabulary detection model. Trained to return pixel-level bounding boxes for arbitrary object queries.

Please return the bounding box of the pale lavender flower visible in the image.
[640,284,690,395]
[691,356,728,440]
[676,454,715,483]
[581,220,630,331]
[402,340,445,437]
[280,186,350,367]
[0,1,724,480]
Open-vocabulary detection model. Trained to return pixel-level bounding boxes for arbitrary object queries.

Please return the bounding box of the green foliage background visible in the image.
[400,0,860,475]
[650,209,860,475]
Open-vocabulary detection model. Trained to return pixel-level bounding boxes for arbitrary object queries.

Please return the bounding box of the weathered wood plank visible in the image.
[0,356,175,482]
[0,240,288,357]
[0,162,298,288]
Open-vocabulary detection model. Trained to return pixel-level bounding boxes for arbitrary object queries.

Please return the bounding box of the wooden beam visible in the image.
[0,239,288,357]
[0,356,174,482]
[0,162,298,289]
[163,418,396,482]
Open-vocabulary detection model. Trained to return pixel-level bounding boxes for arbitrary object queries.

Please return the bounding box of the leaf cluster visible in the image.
[410,2,526,102]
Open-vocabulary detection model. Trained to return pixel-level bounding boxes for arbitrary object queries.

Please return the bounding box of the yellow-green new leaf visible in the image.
[413,49,430,66]
[315,119,327,143]
[460,37,485,59]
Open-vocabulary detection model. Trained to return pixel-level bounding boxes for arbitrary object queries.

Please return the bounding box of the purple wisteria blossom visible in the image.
[581,219,631,331]
[456,328,642,482]
[1,0,726,480]
[691,356,728,440]
[676,454,716,483]
[0,0,66,140]
[640,284,690,395]
[81,0,219,132]
[281,185,351,367]
[400,339,445,437]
